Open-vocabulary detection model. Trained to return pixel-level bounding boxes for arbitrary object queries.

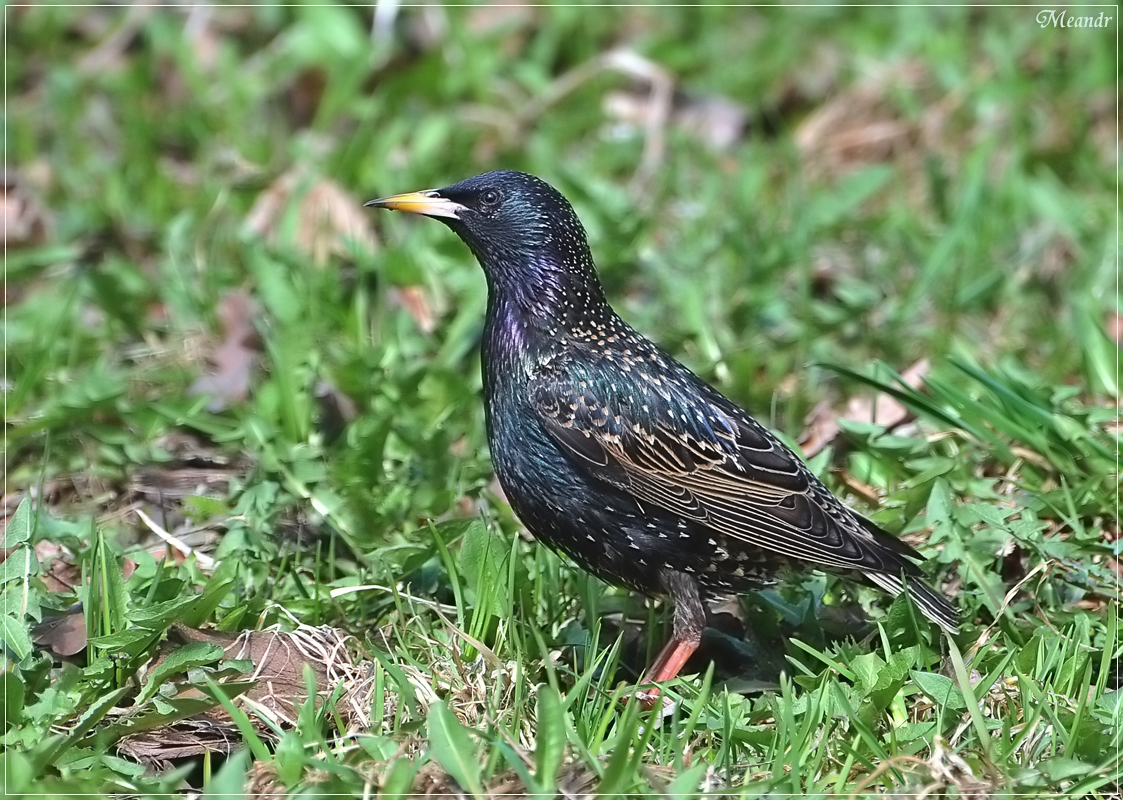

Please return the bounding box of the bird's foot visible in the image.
[631,685,677,716]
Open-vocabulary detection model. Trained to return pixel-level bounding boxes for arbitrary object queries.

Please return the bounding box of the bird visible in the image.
[366,170,958,702]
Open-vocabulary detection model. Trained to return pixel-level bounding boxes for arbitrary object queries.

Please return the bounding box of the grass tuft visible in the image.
[4,5,1117,797]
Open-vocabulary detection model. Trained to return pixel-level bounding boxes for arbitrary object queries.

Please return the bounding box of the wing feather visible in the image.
[530,362,917,576]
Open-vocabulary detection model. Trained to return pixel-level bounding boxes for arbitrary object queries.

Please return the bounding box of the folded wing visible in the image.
[529,359,927,580]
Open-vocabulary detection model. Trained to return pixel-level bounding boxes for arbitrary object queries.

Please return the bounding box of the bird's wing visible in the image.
[529,361,919,576]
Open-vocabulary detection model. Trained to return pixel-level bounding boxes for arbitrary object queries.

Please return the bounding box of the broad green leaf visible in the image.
[1,750,33,794]
[458,519,510,621]
[1,613,33,660]
[910,670,967,710]
[129,595,200,629]
[859,645,920,726]
[29,686,130,773]
[851,652,886,697]
[2,496,33,547]
[1038,756,1097,782]
[358,735,398,762]
[86,628,156,655]
[182,494,229,523]
[274,731,306,786]
[885,646,922,680]
[2,580,40,623]
[136,642,225,705]
[0,545,36,587]
[1092,688,1122,726]
[427,700,483,797]
[181,559,238,627]
[2,668,26,730]
[83,656,116,680]
[534,684,566,793]
[203,748,250,798]
[380,757,421,798]
[665,762,708,800]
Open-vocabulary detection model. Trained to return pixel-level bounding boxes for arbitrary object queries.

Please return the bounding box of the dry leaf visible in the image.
[796,61,925,171]
[245,170,377,266]
[1108,312,1122,347]
[799,399,841,459]
[795,59,962,202]
[246,761,334,799]
[838,471,883,506]
[605,89,749,151]
[117,717,243,772]
[846,358,929,430]
[121,623,373,770]
[34,611,88,658]
[78,5,151,73]
[37,541,83,594]
[800,359,929,457]
[673,94,750,150]
[389,284,437,333]
[165,623,372,729]
[286,68,328,128]
[2,178,50,247]
[183,6,220,72]
[466,0,536,34]
[188,289,261,411]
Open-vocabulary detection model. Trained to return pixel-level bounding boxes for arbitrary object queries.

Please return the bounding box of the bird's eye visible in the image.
[481,190,500,207]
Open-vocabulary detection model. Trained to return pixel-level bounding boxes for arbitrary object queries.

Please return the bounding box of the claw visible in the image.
[631,685,677,716]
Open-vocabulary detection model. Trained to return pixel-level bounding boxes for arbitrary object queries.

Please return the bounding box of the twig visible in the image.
[135,507,216,570]
[512,48,675,200]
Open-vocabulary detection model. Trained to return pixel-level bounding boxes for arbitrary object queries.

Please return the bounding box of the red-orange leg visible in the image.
[634,630,703,709]
[634,570,706,710]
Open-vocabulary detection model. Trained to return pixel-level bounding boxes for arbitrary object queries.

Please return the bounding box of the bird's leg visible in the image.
[635,570,705,709]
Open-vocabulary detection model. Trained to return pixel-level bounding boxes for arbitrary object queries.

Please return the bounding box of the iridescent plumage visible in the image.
[368,170,957,697]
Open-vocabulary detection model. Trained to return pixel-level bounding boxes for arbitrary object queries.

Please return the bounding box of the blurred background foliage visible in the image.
[9,5,1116,547]
[3,4,1119,796]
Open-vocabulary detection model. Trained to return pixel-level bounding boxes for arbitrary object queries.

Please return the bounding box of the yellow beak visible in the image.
[364,190,464,220]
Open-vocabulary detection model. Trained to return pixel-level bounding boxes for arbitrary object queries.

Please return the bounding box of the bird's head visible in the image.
[367,170,602,309]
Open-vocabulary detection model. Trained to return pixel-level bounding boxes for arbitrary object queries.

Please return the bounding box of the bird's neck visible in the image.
[486,255,608,333]
[482,258,611,384]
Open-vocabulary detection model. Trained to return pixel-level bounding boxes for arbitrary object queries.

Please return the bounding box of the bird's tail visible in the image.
[867,572,959,634]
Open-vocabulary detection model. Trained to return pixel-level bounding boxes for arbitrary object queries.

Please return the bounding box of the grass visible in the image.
[3,5,1119,798]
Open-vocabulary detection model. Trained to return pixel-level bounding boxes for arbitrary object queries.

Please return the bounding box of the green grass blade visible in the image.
[427,700,484,797]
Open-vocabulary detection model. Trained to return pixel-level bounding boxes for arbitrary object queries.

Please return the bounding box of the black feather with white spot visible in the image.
[368,170,958,636]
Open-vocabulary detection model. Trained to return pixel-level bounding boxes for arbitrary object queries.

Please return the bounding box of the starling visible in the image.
[367,170,957,699]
